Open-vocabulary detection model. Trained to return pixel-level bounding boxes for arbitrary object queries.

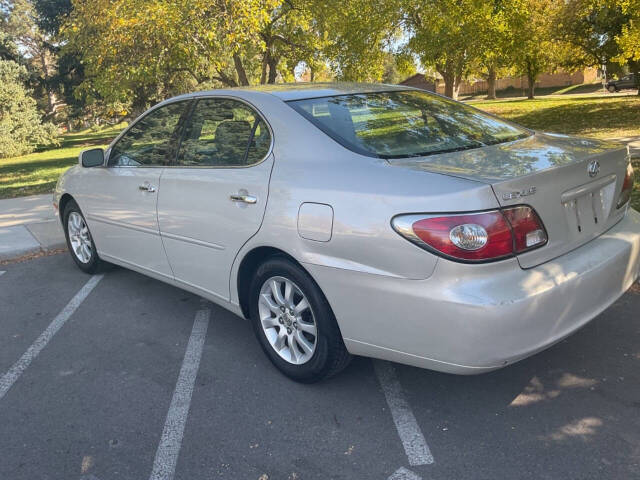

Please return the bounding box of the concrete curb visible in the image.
[0,220,66,261]
[0,194,67,261]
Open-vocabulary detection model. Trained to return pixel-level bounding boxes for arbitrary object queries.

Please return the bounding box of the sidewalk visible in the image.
[0,194,66,261]
[611,136,640,158]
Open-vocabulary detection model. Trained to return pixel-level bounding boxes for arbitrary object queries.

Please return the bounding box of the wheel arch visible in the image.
[236,246,318,320]
[58,193,76,225]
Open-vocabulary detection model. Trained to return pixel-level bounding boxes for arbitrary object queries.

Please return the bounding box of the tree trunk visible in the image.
[631,61,640,96]
[260,53,268,84]
[441,71,455,98]
[526,75,535,99]
[486,66,497,100]
[526,61,536,99]
[267,56,278,84]
[39,50,57,115]
[452,75,462,101]
[233,54,250,86]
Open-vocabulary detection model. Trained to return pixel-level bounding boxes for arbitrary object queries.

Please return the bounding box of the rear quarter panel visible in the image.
[229,95,501,305]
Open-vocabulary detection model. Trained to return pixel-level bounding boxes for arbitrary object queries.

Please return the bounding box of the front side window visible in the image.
[176,98,270,167]
[288,91,530,159]
[109,101,189,167]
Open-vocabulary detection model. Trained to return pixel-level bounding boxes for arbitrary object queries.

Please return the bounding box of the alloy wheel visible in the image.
[258,276,317,365]
[68,212,92,264]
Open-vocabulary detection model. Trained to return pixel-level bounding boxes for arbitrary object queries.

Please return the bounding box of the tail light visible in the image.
[392,206,547,263]
[616,162,635,209]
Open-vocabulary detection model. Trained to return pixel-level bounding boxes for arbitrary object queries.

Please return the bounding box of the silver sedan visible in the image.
[54,83,640,382]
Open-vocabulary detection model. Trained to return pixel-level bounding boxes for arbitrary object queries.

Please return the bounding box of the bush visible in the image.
[0,59,59,159]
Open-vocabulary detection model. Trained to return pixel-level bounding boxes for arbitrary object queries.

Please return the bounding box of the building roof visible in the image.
[399,73,428,85]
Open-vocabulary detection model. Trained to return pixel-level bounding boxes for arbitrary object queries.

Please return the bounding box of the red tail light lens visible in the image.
[392,206,547,263]
[502,206,547,253]
[616,162,635,209]
[410,211,513,261]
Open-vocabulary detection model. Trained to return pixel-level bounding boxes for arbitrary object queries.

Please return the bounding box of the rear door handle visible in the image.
[139,183,157,193]
[229,194,257,204]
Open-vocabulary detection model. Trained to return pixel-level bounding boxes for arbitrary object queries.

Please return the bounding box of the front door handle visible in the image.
[230,193,257,204]
[139,183,157,193]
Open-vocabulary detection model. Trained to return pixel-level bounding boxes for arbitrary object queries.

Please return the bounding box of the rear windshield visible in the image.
[288,90,530,159]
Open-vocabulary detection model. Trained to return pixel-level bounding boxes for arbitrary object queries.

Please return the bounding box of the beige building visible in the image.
[399,68,600,96]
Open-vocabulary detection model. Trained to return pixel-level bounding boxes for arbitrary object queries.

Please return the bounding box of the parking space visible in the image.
[1,253,639,479]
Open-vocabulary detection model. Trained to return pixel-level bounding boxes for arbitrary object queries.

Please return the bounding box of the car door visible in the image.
[157,96,273,301]
[82,100,191,278]
[624,74,636,89]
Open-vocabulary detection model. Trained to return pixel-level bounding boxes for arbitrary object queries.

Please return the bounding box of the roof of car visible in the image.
[193,82,415,102]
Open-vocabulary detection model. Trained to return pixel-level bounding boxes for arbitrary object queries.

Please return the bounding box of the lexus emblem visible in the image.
[587,160,600,178]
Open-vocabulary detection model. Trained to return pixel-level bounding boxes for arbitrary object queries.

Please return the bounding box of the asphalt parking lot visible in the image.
[1,252,639,480]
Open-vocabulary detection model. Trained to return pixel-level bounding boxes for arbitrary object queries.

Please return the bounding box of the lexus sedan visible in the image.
[54,83,640,382]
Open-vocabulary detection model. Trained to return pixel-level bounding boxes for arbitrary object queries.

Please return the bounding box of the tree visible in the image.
[65,0,279,116]
[0,59,58,158]
[0,30,20,62]
[65,0,406,115]
[316,0,403,82]
[404,0,488,99]
[473,0,515,99]
[3,0,60,115]
[554,0,629,68]
[32,0,71,35]
[613,0,640,94]
[553,0,639,94]
[507,0,560,99]
[381,51,417,84]
[31,0,90,127]
[251,0,327,85]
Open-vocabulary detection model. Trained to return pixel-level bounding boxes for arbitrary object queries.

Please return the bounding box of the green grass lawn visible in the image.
[0,124,124,199]
[473,95,640,211]
[473,94,640,139]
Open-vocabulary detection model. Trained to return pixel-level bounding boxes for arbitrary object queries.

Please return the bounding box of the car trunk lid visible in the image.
[388,133,631,268]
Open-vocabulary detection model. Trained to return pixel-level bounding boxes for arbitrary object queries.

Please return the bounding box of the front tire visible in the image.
[608,85,617,93]
[63,200,103,274]
[249,257,351,382]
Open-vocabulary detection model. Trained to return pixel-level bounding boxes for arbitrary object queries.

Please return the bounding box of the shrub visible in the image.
[0,59,59,158]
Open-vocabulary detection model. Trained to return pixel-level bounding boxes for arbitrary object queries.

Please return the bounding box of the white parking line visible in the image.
[0,274,103,400]
[0,271,5,276]
[373,360,434,466]
[388,467,423,480]
[149,308,210,480]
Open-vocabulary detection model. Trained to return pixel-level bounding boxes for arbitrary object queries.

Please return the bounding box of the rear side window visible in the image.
[109,101,188,167]
[176,98,271,167]
[288,91,529,159]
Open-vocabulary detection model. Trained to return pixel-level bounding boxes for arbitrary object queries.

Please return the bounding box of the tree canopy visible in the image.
[2,0,640,149]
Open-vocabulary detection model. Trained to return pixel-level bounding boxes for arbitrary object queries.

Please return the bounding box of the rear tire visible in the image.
[249,257,351,382]
[63,200,103,274]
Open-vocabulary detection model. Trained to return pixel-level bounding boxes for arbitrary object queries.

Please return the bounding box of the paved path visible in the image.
[611,135,640,157]
[0,194,65,260]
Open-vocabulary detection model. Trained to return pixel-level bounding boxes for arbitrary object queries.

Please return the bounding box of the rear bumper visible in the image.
[305,208,640,374]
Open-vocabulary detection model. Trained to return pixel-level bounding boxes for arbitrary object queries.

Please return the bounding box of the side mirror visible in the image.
[79,148,105,168]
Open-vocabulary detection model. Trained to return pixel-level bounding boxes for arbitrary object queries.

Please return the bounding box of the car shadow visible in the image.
[393,287,640,479]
